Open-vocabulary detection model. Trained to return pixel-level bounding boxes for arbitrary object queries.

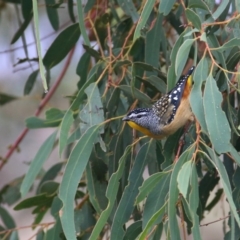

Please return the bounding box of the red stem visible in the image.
[0,47,75,170]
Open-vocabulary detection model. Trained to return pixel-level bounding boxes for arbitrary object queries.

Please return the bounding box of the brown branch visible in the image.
[0,47,75,170]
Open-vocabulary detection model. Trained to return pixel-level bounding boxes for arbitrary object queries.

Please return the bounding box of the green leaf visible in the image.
[123,221,142,240]
[212,0,229,20]
[20,131,57,196]
[26,117,60,128]
[177,161,192,199]
[145,13,163,77]
[212,38,240,52]
[190,57,208,133]
[146,75,167,93]
[186,8,201,30]
[11,14,32,44]
[0,93,17,105]
[169,146,195,239]
[82,44,102,60]
[89,146,132,240]
[189,164,202,239]
[77,1,90,46]
[206,146,240,227]
[67,0,75,22]
[32,0,48,91]
[119,85,151,105]
[139,201,168,240]
[76,52,91,86]
[136,172,168,204]
[80,83,104,134]
[117,0,139,23]
[37,162,63,194]
[43,23,81,69]
[86,162,107,214]
[158,0,175,16]
[84,0,96,13]
[133,0,155,41]
[188,0,211,11]
[203,74,231,154]
[45,0,59,30]
[0,206,17,230]
[142,170,171,228]
[58,125,100,240]
[24,69,39,95]
[21,0,32,20]
[229,144,240,167]
[14,193,53,210]
[167,29,186,90]
[59,110,74,156]
[111,141,154,238]
[175,39,195,77]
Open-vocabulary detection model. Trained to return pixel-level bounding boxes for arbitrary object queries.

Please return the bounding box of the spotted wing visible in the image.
[153,66,195,126]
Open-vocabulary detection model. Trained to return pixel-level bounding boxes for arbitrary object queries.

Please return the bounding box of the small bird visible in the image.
[122,66,195,139]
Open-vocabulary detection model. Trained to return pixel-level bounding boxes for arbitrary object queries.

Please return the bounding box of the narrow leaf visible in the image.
[139,201,168,240]
[203,74,231,154]
[59,110,74,156]
[159,0,175,16]
[45,0,59,30]
[175,39,195,77]
[43,23,81,69]
[119,85,151,105]
[117,0,139,23]
[206,146,240,227]
[212,38,240,52]
[32,0,48,92]
[169,146,195,239]
[177,161,192,199]
[186,8,201,30]
[89,146,132,240]
[189,165,202,239]
[133,0,155,41]
[11,14,32,44]
[189,57,208,133]
[24,69,39,95]
[111,141,154,239]
[59,125,100,240]
[20,131,57,196]
[0,93,18,105]
[212,0,229,20]
[136,172,168,204]
[77,1,90,46]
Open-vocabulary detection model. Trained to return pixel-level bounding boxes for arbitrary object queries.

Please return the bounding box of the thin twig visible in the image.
[0,47,75,170]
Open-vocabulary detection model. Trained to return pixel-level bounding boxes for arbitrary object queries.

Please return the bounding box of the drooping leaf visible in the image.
[0,93,18,105]
[89,146,132,240]
[59,125,100,240]
[45,0,59,30]
[20,131,57,196]
[190,57,208,133]
[111,141,154,239]
[24,69,39,95]
[203,74,231,154]
[159,0,176,16]
[186,8,201,30]
[117,0,139,23]
[133,0,155,41]
[177,160,192,199]
[43,23,81,69]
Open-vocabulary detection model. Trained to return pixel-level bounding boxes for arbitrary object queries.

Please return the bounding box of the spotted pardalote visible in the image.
[122,66,195,139]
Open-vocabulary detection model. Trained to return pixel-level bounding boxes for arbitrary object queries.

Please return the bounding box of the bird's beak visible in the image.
[122,116,128,121]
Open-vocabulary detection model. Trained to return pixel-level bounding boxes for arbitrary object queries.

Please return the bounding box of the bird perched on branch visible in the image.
[122,66,195,139]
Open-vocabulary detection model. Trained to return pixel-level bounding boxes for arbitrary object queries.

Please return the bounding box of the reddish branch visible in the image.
[0,47,75,170]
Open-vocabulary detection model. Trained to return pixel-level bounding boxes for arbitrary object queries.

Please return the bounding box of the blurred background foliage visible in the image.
[0,0,240,239]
